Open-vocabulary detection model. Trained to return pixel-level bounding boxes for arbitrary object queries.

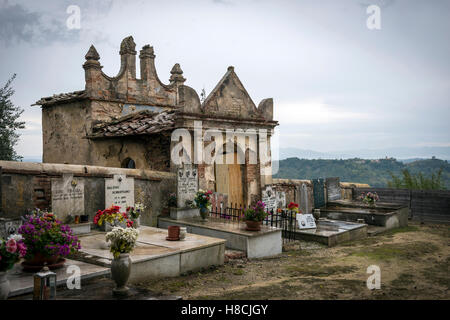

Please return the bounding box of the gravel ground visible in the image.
[137,221,449,300]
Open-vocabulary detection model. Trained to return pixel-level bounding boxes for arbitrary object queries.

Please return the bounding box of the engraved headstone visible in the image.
[313,178,325,209]
[276,191,286,210]
[51,174,85,222]
[326,177,341,201]
[105,174,135,209]
[300,183,310,214]
[262,186,277,213]
[177,165,198,208]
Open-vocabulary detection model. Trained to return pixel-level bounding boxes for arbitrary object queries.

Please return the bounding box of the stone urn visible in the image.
[0,271,10,300]
[199,207,209,221]
[313,209,321,221]
[111,253,131,296]
[245,220,262,231]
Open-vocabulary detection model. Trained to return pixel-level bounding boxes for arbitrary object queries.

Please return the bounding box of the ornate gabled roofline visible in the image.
[201,66,258,113]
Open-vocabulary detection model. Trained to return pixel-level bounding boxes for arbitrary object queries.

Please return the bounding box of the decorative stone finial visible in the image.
[119,36,137,55]
[139,45,155,59]
[85,45,100,61]
[170,63,186,84]
[227,66,234,72]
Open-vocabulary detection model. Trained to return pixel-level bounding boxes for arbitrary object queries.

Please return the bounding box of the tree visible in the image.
[387,168,446,190]
[0,74,25,161]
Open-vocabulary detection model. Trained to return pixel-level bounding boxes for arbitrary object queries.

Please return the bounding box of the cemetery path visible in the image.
[138,221,449,300]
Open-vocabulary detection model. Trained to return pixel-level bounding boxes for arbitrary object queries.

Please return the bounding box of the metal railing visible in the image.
[209,203,298,242]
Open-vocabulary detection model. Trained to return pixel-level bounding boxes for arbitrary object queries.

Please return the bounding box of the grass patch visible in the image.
[425,225,450,238]
[391,273,415,287]
[167,280,188,292]
[340,236,381,247]
[382,226,420,236]
[421,257,450,288]
[285,249,314,257]
[193,280,304,300]
[285,265,358,277]
[232,269,245,276]
[351,241,439,261]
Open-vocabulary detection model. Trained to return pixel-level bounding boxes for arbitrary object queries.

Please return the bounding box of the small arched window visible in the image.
[122,158,136,169]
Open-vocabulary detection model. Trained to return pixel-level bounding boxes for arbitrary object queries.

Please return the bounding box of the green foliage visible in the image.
[274,157,450,190]
[387,168,446,190]
[0,74,25,161]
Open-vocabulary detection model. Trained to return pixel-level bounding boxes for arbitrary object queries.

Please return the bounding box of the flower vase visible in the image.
[102,220,127,232]
[245,220,262,231]
[133,216,140,228]
[111,253,131,296]
[0,271,10,300]
[199,207,209,221]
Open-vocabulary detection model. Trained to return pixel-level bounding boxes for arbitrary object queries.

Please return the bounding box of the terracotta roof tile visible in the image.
[34,90,86,106]
[89,110,176,138]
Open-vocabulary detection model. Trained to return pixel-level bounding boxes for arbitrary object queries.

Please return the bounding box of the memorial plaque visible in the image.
[296,213,317,229]
[262,186,277,213]
[313,178,325,209]
[51,174,84,222]
[300,183,310,214]
[177,165,198,208]
[326,177,341,201]
[276,191,286,210]
[105,174,135,209]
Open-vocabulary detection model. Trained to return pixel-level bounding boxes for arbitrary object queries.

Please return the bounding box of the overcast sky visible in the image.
[0,0,449,159]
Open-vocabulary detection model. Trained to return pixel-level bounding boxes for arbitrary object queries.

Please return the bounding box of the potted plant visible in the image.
[0,234,27,299]
[18,212,81,271]
[358,192,380,207]
[93,205,133,231]
[193,189,213,221]
[105,227,139,296]
[126,202,145,228]
[168,193,177,208]
[243,201,268,231]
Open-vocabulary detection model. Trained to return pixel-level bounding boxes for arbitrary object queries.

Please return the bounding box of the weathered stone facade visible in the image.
[35,36,278,206]
[0,161,175,226]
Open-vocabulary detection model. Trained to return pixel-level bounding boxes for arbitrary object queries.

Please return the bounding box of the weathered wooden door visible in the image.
[215,152,244,206]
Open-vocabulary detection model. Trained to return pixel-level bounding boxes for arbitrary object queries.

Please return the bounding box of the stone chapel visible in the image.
[34,36,278,206]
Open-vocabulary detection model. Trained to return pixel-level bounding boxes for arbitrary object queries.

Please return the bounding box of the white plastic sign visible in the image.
[296,213,317,229]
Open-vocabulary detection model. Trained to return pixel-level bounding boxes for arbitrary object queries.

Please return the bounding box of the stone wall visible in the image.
[42,99,171,171]
[0,161,175,227]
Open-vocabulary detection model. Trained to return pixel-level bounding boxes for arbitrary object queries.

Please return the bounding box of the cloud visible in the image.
[212,0,234,5]
[0,0,114,46]
[275,100,374,125]
[0,1,77,46]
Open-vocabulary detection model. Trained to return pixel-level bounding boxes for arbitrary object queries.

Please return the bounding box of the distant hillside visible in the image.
[278,147,450,160]
[273,158,450,189]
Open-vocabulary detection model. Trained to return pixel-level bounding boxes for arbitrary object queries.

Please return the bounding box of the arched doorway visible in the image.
[121,157,136,169]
